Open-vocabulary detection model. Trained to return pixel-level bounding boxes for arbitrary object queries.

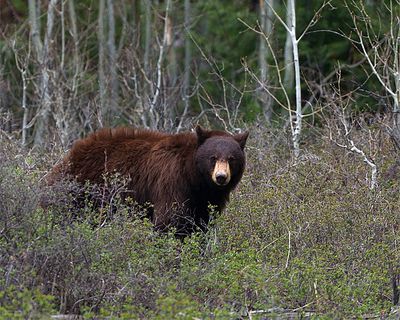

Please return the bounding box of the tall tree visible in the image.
[98,0,107,125]
[107,0,118,123]
[258,0,275,122]
[262,0,330,159]
[283,0,294,90]
[67,0,80,105]
[287,0,302,159]
[143,0,152,73]
[29,0,58,146]
[177,0,191,131]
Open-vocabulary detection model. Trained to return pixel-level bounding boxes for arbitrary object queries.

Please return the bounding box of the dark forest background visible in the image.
[0,0,398,149]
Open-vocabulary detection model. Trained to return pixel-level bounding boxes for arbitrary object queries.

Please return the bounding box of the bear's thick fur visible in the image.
[48,126,249,235]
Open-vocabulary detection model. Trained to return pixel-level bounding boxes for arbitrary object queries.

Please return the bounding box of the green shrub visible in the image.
[0,126,399,318]
[0,286,56,319]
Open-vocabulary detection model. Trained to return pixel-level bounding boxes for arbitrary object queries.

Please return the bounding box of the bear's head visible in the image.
[194,126,249,189]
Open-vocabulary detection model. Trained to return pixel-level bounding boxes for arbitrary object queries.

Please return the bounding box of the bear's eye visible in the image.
[228,156,235,162]
[210,156,217,163]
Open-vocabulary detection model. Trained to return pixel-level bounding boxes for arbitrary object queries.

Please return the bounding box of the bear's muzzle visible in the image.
[212,160,231,186]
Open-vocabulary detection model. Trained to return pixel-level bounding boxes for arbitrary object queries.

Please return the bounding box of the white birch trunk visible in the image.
[12,38,30,146]
[33,0,58,146]
[389,4,399,143]
[177,0,191,132]
[148,0,171,128]
[98,0,107,125]
[165,11,176,127]
[28,0,42,59]
[288,0,302,159]
[68,0,81,100]
[107,0,118,121]
[143,0,152,73]
[21,68,28,146]
[60,0,65,70]
[166,13,177,87]
[18,60,29,146]
[283,0,294,90]
[259,0,268,83]
[258,0,275,122]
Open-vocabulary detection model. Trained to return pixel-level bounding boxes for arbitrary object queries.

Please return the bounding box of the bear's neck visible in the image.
[190,174,230,209]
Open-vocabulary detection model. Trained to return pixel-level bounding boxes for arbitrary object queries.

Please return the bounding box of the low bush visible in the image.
[0,126,399,319]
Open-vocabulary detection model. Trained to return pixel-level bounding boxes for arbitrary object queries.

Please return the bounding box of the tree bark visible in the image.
[107,0,118,123]
[28,0,42,59]
[149,0,171,129]
[68,0,81,100]
[177,0,191,132]
[98,0,107,125]
[166,12,177,87]
[283,0,294,90]
[32,0,58,146]
[258,0,275,123]
[288,0,302,160]
[143,0,152,73]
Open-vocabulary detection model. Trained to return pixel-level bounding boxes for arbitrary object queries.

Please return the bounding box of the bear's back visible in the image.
[69,127,171,162]
[65,127,196,183]
[80,127,168,145]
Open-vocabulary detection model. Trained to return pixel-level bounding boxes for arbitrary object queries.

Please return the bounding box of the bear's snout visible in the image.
[212,160,231,186]
[216,172,228,185]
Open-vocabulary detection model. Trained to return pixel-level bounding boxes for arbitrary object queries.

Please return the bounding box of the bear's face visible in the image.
[194,126,249,189]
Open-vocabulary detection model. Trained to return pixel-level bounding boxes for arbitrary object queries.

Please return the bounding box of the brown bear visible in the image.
[47,126,249,236]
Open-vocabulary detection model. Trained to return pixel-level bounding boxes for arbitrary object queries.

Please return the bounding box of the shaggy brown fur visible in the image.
[47,126,249,236]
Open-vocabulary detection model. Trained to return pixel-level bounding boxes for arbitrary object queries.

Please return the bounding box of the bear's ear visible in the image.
[195,125,211,145]
[234,131,249,150]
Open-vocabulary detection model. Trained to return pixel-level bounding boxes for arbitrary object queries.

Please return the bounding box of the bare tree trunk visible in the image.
[177,0,191,132]
[13,44,30,146]
[132,0,140,39]
[60,0,65,70]
[165,2,177,128]
[264,0,301,158]
[28,0,41,143]
[143,0,152,73]
[283,0,294,90]
[21,68,28,145]
[28,0,42,59]
[166,13,177,86]
[107,0,118,122]
[98,0,107,125]
[385,2,399,143]
[259,0,267,83]
[258,0,275,123]
[149,0,171,129]
[68,0,81,103]
[392,37,400,146]
[252,0,331,159]
[32,0,58,146]
[138,0,153,128]
[287,0,302,159]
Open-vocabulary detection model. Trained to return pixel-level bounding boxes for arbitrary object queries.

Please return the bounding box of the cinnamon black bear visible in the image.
[48,126,249,236]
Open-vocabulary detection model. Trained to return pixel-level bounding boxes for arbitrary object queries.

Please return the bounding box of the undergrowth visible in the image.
[0,126,399,319]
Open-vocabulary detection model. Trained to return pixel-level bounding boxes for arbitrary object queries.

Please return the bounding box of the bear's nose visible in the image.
[215,173,228,185]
